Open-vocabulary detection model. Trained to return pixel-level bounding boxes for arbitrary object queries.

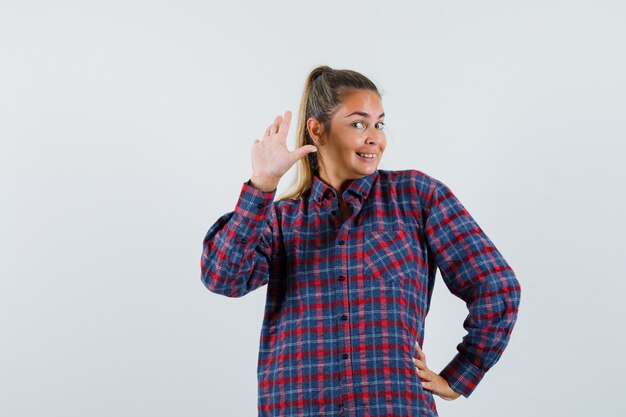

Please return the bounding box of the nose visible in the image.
[365,125,381,145]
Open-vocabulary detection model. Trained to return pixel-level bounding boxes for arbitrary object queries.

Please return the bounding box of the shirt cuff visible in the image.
[439,352,486,398]
[234,180,276,220]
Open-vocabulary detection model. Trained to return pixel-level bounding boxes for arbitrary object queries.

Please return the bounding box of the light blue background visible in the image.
[1,1,624,416]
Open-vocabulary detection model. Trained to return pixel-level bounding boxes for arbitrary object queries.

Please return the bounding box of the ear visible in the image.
[306,117,325,146]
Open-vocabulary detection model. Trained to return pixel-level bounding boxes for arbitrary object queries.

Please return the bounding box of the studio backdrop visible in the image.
[1,1,624,416]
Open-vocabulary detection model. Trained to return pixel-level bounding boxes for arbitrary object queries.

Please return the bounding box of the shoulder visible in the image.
[377,168,444,197]
[272,191,308,216]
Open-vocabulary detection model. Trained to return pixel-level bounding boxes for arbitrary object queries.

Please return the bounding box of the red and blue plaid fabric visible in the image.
[201,169,521,417]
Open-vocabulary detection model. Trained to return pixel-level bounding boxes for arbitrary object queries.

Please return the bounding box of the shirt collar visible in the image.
[310,170,379,204]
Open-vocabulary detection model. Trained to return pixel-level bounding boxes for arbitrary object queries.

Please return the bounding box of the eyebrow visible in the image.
[344,111,385,119]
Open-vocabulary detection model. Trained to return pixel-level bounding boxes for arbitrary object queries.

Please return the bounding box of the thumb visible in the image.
[290,145,317,162]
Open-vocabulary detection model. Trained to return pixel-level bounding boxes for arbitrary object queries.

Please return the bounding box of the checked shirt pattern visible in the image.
[201,169,521,417]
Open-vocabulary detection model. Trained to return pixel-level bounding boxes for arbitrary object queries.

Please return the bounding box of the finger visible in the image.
[266,116,280,136]
[271,115,283,134]
[412,357,427,370]
[421,381,434,391]
[290,144,317,163]
[277,110,292,136]
[415,368,433,382]
[415,342,426,362]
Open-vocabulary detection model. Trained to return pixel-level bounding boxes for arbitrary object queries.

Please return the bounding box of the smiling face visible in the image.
[308,89,386,191]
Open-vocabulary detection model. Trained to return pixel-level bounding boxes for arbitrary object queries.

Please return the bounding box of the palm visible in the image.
[251,111,316,190]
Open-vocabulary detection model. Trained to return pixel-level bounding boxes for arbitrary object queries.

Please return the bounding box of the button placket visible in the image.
[334,214,354,410]
[335,228,350,371]
[338,205,360,414]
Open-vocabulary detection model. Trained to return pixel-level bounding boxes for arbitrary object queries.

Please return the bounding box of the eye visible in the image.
[352,121,365,129]
[375,122,385,130]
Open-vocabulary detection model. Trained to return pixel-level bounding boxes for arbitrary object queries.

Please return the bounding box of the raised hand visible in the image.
[250,110,317,192]
[412,342,461,401]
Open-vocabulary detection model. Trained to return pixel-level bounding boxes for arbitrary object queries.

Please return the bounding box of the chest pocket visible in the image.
[361,228,418,282]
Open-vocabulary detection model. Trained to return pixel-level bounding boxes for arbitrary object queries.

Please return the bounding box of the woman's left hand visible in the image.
[412,342,461,401]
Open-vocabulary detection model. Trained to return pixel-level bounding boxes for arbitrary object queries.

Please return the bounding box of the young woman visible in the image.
[201,66,521,417]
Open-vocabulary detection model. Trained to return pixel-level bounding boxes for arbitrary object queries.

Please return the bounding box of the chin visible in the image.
[353,166,378,177]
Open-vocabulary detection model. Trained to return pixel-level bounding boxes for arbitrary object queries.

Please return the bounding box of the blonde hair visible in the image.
[279,65,380,200]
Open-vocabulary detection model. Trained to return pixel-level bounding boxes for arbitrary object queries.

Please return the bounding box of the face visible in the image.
[310,89,387,189]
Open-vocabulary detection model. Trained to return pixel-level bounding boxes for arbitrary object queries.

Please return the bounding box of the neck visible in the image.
[318,167,350,195]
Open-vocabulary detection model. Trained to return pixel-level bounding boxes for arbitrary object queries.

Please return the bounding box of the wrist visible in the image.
[250,176,279,192]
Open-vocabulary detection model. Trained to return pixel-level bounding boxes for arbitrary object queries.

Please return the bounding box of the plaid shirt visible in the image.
[201,169,521,417]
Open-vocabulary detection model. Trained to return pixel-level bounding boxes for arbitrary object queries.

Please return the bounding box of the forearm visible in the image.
[439,253,521,397]
[425,179,521,396]
[200,181,276,297]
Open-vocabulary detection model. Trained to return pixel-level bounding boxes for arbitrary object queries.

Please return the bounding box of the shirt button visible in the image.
[342,353,349,359]
[338,240,345,245]
[330,209,337,216]
[341,314,348,320]
[239,237,247,243]
[338,275,345,281]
